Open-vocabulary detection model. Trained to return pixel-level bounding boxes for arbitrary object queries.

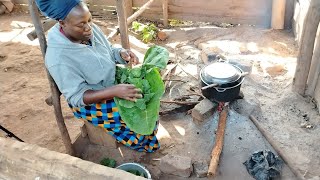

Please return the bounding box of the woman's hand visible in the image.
[83,84,142,105]
[120,49,139,65]
[114,84,142,101]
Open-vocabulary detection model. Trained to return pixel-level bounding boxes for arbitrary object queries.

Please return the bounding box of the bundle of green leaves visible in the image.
[114,45,169,135]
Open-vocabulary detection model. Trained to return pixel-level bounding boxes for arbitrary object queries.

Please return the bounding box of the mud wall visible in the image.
[0,138,144,180]
[14,0,296,28]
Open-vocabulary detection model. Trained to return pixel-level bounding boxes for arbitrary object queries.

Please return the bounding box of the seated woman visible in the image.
[36,0,160,152]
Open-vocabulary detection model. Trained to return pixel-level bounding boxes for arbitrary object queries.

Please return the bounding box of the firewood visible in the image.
[207,105,228,177]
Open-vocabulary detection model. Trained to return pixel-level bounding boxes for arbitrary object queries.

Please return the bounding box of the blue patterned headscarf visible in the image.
[35,0,81,20]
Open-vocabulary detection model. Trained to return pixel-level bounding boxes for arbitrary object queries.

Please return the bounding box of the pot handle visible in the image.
[241,72,249,77]
[215,88,227,92]
[217,58,229,63]
[201,83,218,90]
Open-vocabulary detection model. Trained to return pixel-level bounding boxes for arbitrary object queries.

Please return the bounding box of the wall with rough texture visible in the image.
[292,0,320,111]
[0,138,145,180]
[14,0,295,28]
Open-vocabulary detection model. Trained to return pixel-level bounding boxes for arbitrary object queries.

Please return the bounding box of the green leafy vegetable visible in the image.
[132,21,158,43]
[143,46,170,69]
[100,158,116,168]
[114,45,169,135]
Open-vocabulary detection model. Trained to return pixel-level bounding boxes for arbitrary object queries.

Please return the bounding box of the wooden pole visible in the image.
[306,26,320,96]
[127,0,155,25]
[162,0,168,27]
[116,0,130,49]
[271,0,287,29]
[293,0,320,95]
[249,115,305,180]
[207,106,228,177]
[125,0,133,18]
[160,100,200,105]
[27,19,56,41]
[28,0,75,155]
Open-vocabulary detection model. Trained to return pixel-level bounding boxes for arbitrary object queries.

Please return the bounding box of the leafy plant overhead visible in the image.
[132,21,158,43]
[114,45,169,135]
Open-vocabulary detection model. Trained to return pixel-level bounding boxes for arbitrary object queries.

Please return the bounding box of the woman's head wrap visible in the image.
[35,0,81,20]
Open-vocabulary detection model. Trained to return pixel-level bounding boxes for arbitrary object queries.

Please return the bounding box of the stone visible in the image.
[192,98,217,124]
[200,48,225,64]
[84,121,117,149]
[265,64,286,77]
[80,123,88,138]
[71,132,90,157]
[157,31,168,41]
[147,166,162,180]
[193,161,208,178]
[160,154,193,178]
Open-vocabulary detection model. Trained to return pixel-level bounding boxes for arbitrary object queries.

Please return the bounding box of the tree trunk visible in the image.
[293,0,320,95]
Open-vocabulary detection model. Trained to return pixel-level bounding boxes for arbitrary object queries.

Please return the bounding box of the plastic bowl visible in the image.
[116,163,152,179]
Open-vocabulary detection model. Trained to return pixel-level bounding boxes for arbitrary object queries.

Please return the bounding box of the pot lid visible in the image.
[201,62,242,84]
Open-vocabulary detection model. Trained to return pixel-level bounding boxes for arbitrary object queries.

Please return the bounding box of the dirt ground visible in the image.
[1,11,319,179]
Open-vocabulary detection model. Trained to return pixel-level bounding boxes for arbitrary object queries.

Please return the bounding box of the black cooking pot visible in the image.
[200,62,246,102]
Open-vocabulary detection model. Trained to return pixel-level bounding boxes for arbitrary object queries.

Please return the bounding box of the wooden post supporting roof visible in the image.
[271,0,286,29]
[28,0,75,155]
[293,0,320,95]
[125,0,133,18]
[162,0,168,27]
[113,0,158,49]
[306,27,320,96]
[116,0,130,49]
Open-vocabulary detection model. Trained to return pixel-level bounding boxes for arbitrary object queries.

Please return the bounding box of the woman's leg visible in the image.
[69,100,160,152]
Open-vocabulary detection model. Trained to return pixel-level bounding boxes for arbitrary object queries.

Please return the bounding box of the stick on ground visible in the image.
[207,106,228,177]
[160,100,200,105]
[249,115,305,180]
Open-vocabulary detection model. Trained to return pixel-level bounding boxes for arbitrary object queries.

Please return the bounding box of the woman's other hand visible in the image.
[120,49,139,65]
[83,84,142,105]
[114,84,142,101]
